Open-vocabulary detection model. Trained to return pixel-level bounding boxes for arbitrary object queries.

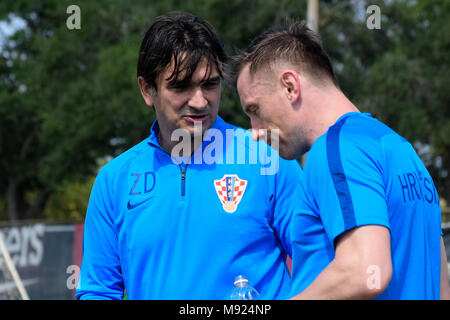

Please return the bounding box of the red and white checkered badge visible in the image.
[214,174,248,213]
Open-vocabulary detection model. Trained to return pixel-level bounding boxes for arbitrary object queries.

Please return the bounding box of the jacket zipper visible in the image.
[147,141,190,197]
[179,164,188,197]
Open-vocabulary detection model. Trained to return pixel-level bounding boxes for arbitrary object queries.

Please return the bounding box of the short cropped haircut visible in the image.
[227,21,337,89]
[137,12,228,92]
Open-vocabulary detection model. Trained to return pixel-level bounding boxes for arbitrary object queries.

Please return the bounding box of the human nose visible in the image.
[188,88,208,109]
[250,119,266,142]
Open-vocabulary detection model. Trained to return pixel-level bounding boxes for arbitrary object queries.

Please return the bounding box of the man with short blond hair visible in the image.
[229,21,449,300]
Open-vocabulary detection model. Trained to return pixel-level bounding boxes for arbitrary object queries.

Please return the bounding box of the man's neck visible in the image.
[306,88,360,147]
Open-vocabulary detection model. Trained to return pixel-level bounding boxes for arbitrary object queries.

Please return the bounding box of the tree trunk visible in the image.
[7,179,21,221]
[6,179,49,221]
[24,190,50,220]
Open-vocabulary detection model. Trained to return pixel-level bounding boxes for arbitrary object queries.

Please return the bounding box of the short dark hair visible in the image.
[137,12,228,92]
[227,21,337,89]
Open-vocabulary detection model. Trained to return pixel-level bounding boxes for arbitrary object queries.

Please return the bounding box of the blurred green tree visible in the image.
[351,0,450,203]
[0,0,448,221]
[0,1,158,220]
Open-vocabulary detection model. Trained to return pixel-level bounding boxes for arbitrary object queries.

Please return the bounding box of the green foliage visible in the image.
[0,0,449,220]
[353,0,450,199]
[43,176,95,221]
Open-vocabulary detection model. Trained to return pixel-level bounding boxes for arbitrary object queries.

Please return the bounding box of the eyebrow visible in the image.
[166,78,191,89]
[166,76,221,89]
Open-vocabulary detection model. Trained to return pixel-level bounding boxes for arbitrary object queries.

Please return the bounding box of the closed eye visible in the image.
[167,81,190,92]
[244,104,258,117]
[201,77,221,89]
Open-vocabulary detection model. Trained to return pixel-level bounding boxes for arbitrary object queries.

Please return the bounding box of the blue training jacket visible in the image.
[76,116,303,300]
[291,112,442,299]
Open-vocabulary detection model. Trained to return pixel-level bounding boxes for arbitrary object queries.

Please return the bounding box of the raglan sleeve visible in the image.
[75,165,124,300]
[309,131,390,247]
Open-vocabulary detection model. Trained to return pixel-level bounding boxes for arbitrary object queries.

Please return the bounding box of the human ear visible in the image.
[138,76,155,107]
[280,70,300,103]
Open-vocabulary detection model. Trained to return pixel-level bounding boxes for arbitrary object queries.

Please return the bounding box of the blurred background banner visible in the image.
[0,0,449,298]
[0,221,83,299]
[0,220,447,300]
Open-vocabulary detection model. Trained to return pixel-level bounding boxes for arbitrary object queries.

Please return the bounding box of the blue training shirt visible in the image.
[76,116,303,300]
[291,112,442,299]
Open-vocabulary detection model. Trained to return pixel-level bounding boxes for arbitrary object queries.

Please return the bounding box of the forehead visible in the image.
[161,55,220,85]
[237,64,256,100]
[237,64,270,102]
